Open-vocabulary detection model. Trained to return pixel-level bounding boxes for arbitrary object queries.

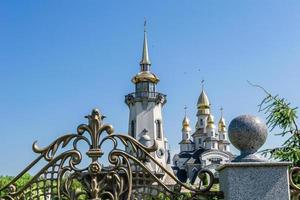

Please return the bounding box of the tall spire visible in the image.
[218,107,226,132]
[140,20,151,70]
[182,108,191,133]
[131,20,159,84]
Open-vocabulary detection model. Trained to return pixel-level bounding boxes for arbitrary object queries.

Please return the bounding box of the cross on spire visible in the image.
[144,18,147,32]
[201,79,205,90]
[220,107,224,117]
[140,19,151,70]
[184,105,188,117]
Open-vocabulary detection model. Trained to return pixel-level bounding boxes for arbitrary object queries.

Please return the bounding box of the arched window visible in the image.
[200,119,204,126]
[130,120,135,138]
[155,120,162,139]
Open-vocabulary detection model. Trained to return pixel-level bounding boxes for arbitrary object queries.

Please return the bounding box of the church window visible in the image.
[149,83,155,92]
[156,120,162,139]
[130,120,135,138]
[198,138,202,145]
[200,119,203,126]
[142,82,148,91]
[136,83,142,92]
[136,82,149,96]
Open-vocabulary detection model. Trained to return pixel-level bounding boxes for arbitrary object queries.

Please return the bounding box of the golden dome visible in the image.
[218,117,226,132]
[131,71,160,84]
[182,116,192,132]
[197,90,210,115]
[197,90,210,108]
[182,116,190,126]
[207,114,215,129]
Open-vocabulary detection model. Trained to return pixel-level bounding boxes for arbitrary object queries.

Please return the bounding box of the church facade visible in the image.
[172,90,234,183]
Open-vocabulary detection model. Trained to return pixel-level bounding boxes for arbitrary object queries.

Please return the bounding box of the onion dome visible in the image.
[207,114,215,129]
[132,71,160,84]
[218,108,227,132]
[197,89,210,115]
[182,116,192,132]
[218,117,227,132]
[218,108,227,133]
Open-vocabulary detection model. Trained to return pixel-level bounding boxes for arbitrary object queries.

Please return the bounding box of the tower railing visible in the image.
[126,91,166,99]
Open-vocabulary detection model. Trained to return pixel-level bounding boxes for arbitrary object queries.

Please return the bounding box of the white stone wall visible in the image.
[128,100,167,171]
[180,143,194,152]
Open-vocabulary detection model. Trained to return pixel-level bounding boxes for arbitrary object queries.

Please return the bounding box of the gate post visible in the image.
[217,115,291,200]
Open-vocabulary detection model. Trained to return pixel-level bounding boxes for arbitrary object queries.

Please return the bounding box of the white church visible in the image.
[125,26,233,185]
[172,91,234,183]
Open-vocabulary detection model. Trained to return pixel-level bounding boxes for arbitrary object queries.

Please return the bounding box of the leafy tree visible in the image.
[249,81,300,165]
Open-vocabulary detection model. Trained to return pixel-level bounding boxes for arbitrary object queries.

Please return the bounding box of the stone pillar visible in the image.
[217,115,291,200]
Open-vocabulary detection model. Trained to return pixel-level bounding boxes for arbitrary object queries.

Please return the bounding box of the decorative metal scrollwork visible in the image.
[0,109,217,200]
[289,167,300,200]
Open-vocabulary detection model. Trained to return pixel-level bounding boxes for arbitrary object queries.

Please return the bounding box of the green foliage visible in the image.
[0,173,32,196]
[249,82,300,166]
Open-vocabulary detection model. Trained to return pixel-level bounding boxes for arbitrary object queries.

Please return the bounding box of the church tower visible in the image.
[125,26,168,171]
[218,108,230,152]
[205,114,219,150]
[192,87,210,149]
[179,108,194,152]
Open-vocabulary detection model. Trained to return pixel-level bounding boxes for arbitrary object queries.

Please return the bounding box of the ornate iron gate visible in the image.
[0,109,221,200]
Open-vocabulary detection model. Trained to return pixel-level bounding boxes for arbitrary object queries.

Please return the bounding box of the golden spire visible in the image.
[207,114,215,129]
[197,81,210,115]
[182,106,191,132]
[131,20,159,84]
[140,20,151,67]
[218,107,227,132]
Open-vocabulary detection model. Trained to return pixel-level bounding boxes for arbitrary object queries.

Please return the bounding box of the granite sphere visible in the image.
[228,115,268,155]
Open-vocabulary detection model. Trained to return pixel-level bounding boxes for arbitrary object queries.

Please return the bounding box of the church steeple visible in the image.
[125,21,168,172]
[197,81,210,116]
[131,22,159,84]
[140,21,151,69]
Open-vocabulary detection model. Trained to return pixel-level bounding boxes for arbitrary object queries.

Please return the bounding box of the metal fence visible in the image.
[0,109,222,200]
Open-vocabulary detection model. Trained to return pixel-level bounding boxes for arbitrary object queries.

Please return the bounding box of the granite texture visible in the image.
[228,115,268,162]
[218,162,291,200]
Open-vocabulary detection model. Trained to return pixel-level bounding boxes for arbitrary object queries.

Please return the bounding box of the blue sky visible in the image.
[0,1,300,175]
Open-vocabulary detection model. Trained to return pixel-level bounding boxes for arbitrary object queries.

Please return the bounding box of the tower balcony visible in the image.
[125,92,167,106]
